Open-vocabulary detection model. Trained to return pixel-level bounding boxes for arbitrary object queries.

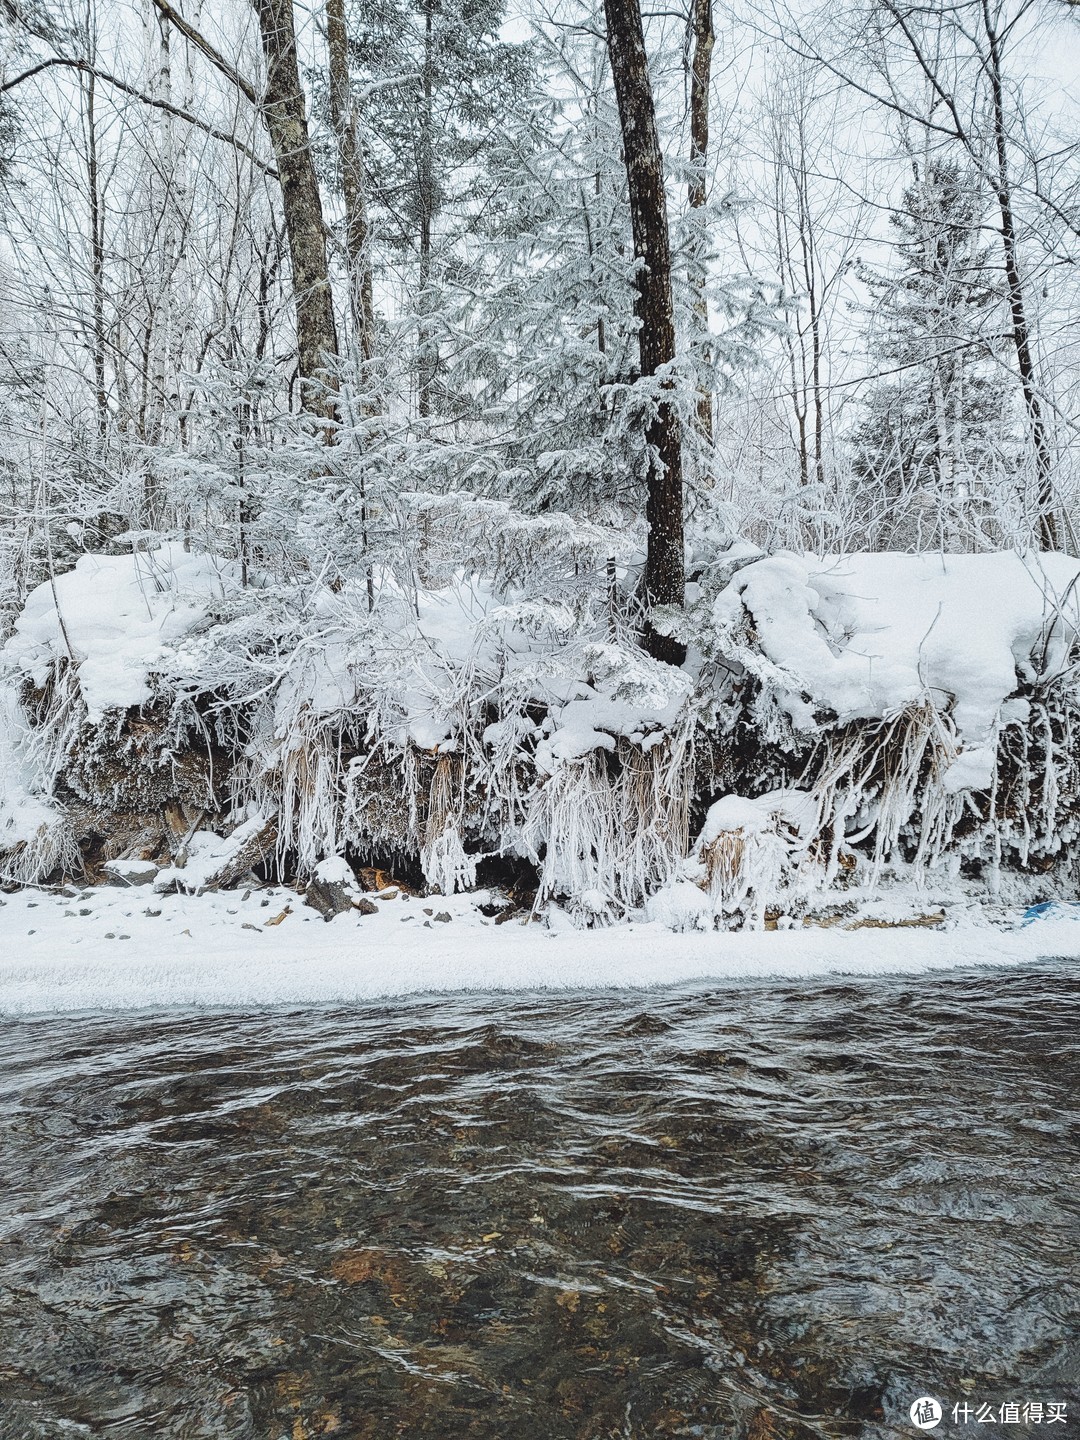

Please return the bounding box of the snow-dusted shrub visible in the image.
[694,792,813,928]
[521,725,692,921]
[694,550,1080,895]
[0,681,80,884]
[4,531,1080,921]
[644,879,715,932]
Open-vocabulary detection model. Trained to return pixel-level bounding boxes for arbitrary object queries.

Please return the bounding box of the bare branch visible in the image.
[149,0,261,108]
[0,56,277,176]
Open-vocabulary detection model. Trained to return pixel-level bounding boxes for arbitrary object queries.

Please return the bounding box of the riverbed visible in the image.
[1,964,1077,1438]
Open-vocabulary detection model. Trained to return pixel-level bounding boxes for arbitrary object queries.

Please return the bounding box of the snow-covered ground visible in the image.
[2,883,1078,1016]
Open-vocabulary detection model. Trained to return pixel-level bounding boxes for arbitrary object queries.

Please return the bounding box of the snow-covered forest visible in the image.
[2,0,1080,929]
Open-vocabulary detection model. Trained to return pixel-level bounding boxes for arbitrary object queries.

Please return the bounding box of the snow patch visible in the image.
[0,885,1077,1016]
[3,547,240,722]
[713,550,1080,786]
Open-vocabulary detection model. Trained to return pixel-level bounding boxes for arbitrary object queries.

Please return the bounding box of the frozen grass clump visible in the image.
[3,527,1080,920]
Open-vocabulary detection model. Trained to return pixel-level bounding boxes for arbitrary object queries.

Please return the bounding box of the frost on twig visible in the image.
[2,536,1079,925]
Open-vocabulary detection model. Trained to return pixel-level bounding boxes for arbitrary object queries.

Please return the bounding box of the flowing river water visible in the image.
[1,963,1078,1439]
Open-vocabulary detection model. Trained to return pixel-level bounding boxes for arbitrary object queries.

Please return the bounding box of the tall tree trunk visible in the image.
[253,0,339,417]
[83,68,108,443]
[687,0,713,455]
[325,0,373,363]
[604,0,685,666]
[416,0,436,420]
[144,5,178,522]
[151,0,339,419]
[980,0,1062,551]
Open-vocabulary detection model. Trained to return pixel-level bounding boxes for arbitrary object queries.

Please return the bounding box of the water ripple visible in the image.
[0,964,1077,1438]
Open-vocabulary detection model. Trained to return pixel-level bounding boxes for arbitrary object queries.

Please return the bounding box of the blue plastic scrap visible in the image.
[1022,901,1080,924]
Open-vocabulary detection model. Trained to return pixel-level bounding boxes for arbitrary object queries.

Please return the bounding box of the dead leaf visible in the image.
[747,1408,780,1440]
[265,906,292,927]
[331,1249,378,1284]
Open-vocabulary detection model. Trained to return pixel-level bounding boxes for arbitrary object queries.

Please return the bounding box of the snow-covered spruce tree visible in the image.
[849,158,1020,551]
[326,0,532,424]
[428,33,643,516]
[431,14,764,556]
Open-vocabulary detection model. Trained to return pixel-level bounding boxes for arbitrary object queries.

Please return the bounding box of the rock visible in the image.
[305,877,354,920]
[434,911,452,923]
[103,859,159,887]
[304,876,378,921]
[196,817,278,891]
[358,866,416,895]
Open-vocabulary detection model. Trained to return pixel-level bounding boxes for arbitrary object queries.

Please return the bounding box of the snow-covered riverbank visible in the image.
[2,883,1078,1016]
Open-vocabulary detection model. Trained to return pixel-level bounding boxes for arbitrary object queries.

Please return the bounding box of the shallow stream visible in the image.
[1,964,1077,1438]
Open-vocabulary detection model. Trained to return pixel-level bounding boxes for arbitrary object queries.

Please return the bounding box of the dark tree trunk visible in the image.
[604,0,686,666]
[254,0,339,418]
[980,0,1062,551]
[83,69,108,443]
[687,0,714,452]
[416,0,437,420]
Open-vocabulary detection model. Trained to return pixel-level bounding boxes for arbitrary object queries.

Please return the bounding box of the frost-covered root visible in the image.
[0,676,82,884]
[0,815,81,885]
[421,823,476,894]
[522,729,691,923]
[799,698,1075,885]
[802,702,961,879]
[270,715,348,875]
[247,714,478,892]
[420,755,476,894]
[655,715,979,932]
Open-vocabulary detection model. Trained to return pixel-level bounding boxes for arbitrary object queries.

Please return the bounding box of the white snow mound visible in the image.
[3,546,240,722]
[714,551,1080,790]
